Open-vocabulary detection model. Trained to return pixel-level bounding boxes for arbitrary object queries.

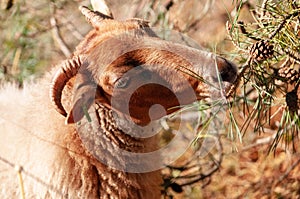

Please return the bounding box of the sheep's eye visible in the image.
[115,76,130,88]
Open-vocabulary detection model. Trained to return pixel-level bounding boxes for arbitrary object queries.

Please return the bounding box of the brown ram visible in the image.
[0,4,237,199]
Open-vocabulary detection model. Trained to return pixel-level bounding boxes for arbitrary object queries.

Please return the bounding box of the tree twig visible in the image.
[50,4,71,58]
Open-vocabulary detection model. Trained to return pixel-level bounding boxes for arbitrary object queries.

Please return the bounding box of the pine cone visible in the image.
[249,40,274,62]
[278,67,300,84]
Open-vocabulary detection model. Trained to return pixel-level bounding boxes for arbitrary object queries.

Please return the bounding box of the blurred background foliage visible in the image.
[0,0,299,198]
[1,0,54,83]
[0,0,90,84]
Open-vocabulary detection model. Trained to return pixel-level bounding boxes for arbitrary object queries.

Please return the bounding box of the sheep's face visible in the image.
[70,38,236,125]
[51,6,237,126]
[95,49,193,124]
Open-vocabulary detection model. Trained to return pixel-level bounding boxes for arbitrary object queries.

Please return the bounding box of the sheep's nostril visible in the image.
[217,57,237,83]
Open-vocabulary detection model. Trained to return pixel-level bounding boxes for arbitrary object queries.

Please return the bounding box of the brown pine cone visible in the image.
[278,67,300,84]
[249,40,274,62]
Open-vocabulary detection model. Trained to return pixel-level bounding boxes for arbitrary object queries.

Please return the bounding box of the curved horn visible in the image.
[79,5,113,28]
[50,55,83,117]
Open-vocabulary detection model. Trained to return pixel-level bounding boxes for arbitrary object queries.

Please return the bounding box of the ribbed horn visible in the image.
[50,55,83,117]
[79,5,113,28]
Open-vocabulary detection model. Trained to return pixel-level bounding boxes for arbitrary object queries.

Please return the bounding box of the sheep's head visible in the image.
[50,6,237,126]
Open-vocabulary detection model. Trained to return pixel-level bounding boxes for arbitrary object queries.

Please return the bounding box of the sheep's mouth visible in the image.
[192,78,235,101]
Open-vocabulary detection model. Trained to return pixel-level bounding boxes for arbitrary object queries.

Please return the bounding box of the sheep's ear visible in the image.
[66,83,96,124]
[66,86,112,124]
[66,99,94,124]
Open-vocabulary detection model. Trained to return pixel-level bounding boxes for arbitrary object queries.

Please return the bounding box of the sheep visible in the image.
[0,3,237,199]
